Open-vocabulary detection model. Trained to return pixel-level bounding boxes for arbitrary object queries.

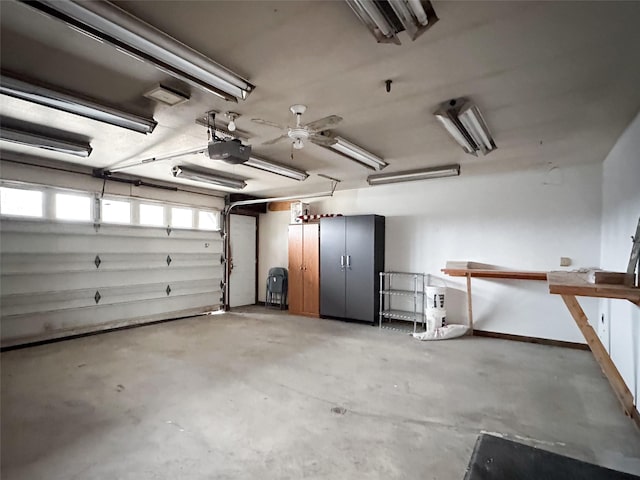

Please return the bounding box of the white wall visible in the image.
[598,111,640,405]
[259,162,603,343]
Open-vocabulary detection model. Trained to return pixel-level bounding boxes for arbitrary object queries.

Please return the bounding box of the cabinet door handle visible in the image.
[340,255,345,269]
[346,255,351,268]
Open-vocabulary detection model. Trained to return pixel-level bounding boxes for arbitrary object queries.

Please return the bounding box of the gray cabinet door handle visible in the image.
[340,255,345,269]
[346,255,351,268]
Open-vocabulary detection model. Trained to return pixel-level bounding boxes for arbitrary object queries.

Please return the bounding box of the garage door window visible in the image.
[198,210,220,231]
[140,203,165,226]
[171,207,193,228]
[55,193,91,221]
[101,199,131,224]
[0,187,43,218]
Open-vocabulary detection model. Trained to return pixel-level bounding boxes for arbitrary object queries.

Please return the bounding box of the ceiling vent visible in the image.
[346,0,438,44]
[143,84,190,106]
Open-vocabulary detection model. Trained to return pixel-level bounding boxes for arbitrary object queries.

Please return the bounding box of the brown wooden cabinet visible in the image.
[288,223,320,317]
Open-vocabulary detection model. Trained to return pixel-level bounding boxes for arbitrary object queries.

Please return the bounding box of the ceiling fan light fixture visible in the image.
[171,165,246,190]
[433,98,496,156]
[25,0,254,102]
[367,164,460,186]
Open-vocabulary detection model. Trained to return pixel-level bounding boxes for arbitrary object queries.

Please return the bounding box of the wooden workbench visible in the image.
[441,267,548,333]
[547,271,640,428]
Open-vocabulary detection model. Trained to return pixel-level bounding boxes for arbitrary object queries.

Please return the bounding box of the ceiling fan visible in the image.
[252,105,342,150]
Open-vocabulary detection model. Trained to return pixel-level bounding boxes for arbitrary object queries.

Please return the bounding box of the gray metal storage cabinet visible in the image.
[320,215,385,323]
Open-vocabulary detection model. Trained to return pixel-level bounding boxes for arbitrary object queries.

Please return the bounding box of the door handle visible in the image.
[340,255,345,269]
[346,255,351,269]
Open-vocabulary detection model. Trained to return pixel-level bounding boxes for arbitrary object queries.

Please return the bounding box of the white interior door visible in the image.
[229,214,256,307]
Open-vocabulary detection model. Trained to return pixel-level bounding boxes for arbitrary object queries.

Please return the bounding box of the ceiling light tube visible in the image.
[172,165,246,190]
[387,1,419,39]
[244,156,309,181]
[457,102,497,155]
[0,74,157,134]
[0,127,92,157]
[407,0,429,25]
[329,136,388,170]
[353,0,394,37]
[345,0,400,44]
[367,164,460,186]
[27,1,254,102]
[434,112,477,155]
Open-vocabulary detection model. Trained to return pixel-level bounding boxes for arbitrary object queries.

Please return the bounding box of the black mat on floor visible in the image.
[464,434,640,480]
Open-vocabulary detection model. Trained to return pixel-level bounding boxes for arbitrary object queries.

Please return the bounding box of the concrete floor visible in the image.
[1,307,639,479]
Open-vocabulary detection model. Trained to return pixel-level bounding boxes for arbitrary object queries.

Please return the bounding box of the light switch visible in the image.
[560,257,571,267]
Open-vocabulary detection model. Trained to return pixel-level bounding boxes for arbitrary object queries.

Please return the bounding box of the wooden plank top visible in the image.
[441,268,548,281]
[548,271,640,305]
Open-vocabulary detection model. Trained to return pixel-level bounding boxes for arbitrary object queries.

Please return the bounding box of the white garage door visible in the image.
[0,185,223,348]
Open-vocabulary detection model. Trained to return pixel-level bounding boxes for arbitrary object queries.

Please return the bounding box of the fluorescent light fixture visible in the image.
[346,0,438,44]
[328,136,388,171]
[433,98,497,156]
[434,112,476,155]
[0,127,92,157]
[25,1,254,102]
[244,156,309,181]
[367,164,460,185]
[171,165,246,190]
[143,84,189,106]
[346,0,400,44]
[457,103,496,155]
[0,73,157,134]
[407,0,429,25]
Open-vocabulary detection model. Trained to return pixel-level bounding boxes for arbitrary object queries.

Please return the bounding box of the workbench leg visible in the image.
[466,274,473,335]
[560,294,639,428]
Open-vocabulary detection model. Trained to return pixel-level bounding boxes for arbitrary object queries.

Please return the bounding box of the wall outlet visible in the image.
[560,257,571,267]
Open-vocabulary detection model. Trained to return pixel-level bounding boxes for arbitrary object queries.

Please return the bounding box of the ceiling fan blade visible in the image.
[251,118,285,130]
[310,134,338,147]
[305,115,343,133]
[262,133,289,145]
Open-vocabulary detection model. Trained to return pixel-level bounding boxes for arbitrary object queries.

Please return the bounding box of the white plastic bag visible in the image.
[412,324,469,341]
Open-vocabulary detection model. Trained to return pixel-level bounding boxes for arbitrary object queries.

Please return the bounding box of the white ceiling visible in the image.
[1,0,639,197]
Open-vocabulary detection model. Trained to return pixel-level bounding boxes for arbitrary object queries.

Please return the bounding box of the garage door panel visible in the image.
[1,252,221,274]
[1,217,222,346]
[2,265,222,294]
[1,233,215,254]
[1,279,221,317]
[2,293,220,346]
